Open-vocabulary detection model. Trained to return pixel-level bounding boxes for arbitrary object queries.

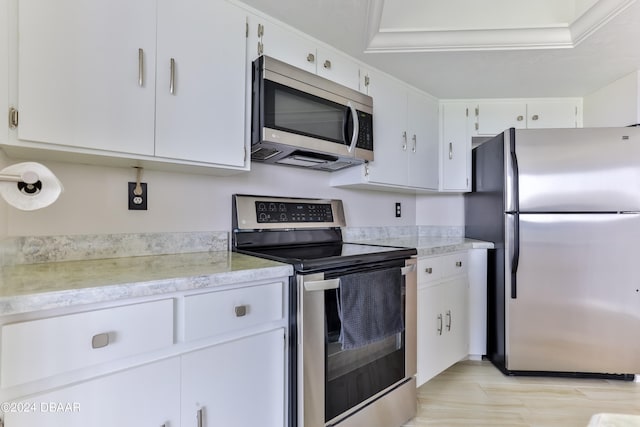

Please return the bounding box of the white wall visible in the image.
[415,193,464,226]
[583,70,640,127]
[0,151,9,238]
[3,158,426,236]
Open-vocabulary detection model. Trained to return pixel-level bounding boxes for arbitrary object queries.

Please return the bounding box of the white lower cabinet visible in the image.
[4,357,181,427]
[181,328,285,427]
[416,252,469,386]
[0,279,289,427]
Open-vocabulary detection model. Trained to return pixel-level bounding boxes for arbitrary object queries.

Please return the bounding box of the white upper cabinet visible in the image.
[440,103,471,192]
[526,100,580,128]
[473,98,581,135]
[331,70,440,191]
[155,0,246,166]
[407,90,439,189]
[316,47,360,91]
[16,0,157,155]
[7,0,248,171]
[246,12,360,91]
[475,101,527,136]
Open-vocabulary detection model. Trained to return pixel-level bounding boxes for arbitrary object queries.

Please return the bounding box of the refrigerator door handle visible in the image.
[511,214,519,298]
[510,128,520,213]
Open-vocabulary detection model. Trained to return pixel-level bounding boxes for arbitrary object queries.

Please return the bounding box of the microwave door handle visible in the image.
[346,101,359,153]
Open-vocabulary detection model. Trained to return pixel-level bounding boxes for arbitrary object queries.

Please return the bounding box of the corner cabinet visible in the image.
[4,0,248,172]
[416,252,469,386]
[331,70,439,191]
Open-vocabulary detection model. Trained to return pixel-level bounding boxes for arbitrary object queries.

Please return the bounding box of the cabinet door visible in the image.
[365,72,408,186]
[316,48,360,91]
[155,0,246,166]
[407,91,439,189]
[527,100,578,128]
[16,0,156,155]
[416,284,448,386]
[181,328,285,427]
[256,17,316,74]
[4,358,181,427]
[1,0,8,144]
[440,278,469,366]
[441,103,471,191]
[476,102,527,135]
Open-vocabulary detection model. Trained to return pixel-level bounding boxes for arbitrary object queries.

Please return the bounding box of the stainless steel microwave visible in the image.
[251,55,374,171]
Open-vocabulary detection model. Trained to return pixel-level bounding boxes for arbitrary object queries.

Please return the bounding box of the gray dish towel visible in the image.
[338,267,404,350]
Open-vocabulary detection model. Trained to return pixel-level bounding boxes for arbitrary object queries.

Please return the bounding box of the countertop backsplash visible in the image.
[0,231,229,266]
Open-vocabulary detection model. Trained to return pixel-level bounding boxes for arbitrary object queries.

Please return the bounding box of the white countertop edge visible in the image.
[0,264,293,317]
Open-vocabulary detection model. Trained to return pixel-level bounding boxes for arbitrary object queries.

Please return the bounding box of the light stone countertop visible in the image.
[351,237,494,258]
[0,251,292,316]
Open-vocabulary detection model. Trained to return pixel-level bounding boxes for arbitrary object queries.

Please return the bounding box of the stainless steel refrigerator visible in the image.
[465,127,640,377]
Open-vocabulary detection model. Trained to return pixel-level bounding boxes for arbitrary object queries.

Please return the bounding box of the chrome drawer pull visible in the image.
[446,310,452,331]
[197,408,204,427]
[437,314,443,335]
[455,261,463,267]
[234,305,248,317]
[91,332,110,349]
[425,267,433,274]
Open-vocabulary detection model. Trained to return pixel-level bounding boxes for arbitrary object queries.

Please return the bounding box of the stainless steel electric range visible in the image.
[232,194,418,427]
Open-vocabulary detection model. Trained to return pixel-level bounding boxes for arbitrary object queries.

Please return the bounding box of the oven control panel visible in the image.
[233,195,346,230]
[255,201,334,223]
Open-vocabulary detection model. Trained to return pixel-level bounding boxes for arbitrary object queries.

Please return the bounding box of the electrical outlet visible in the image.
[395,202,401,218]
[128,182,147,210]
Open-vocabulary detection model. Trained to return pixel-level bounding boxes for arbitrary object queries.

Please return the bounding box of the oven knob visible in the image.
[258,203,266,211]
[280,213,287,221]
[279,204,286,212]
[259,213,268,221]
[269,203,277,211]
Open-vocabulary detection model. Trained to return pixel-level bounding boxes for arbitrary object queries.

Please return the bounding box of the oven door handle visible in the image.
[304,278,339,292]
[304,265,415,292]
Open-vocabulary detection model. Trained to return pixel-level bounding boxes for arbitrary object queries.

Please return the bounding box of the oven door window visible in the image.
[263,80,352,145]
[324,287,406,422]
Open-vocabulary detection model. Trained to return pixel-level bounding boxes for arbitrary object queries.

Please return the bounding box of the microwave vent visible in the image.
[251,147,280,161]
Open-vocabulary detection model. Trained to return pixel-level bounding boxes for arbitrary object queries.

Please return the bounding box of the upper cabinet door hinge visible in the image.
[8,107,18,129]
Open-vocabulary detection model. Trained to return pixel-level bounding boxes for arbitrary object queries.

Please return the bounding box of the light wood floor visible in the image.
[404,360,640,426]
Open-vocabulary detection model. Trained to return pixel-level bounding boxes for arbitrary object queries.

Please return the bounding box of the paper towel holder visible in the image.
[0,162,63,210]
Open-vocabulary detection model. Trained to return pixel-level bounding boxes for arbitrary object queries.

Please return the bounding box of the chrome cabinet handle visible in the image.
[455,261,463,267]
[197,408,204,427]
[91,332,110,349]
[517,115,524,121]
[437,314,443,335]
[402,131,407,151]
[307,53,315,63]
[425,267,433,274]
[446,310,452,331]
[412,134,417,153]
[169,58,176,95]
[449,142,453,160]
[234,305,248,317]
[138,48,144,87]
[531,114,539,121]
[323,59,331,69]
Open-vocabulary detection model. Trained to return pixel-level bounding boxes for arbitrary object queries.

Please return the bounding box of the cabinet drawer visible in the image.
[418,252,468,285]
[417,256,445,284]
[441,252,468,278]
[184,282,284,342]
[0,299,174,388]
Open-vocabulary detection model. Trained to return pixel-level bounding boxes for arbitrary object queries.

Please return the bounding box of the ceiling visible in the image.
[239,0,640,99]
